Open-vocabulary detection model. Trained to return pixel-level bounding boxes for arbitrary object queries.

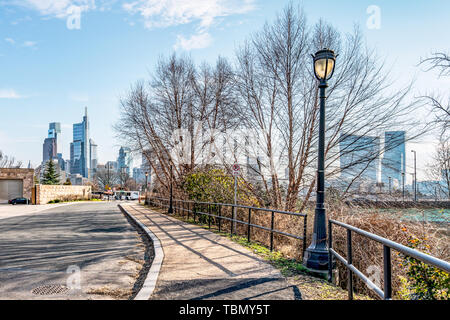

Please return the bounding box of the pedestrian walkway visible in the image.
[121,203,302,300]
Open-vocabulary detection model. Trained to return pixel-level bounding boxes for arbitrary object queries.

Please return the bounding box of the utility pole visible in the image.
[411,150,417,201]
[402,172,405,202]
[388,176,392,195]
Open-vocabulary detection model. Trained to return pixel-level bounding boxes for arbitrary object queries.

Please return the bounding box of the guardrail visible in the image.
[147,196,308,258]
[328,219,450,300]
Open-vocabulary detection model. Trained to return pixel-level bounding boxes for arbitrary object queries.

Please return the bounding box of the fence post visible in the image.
[347,229,353,300]
[270,211,275,252]
[218,205,222,233]
[208,204,211,229]
[383,245,392,300]
[328,220,333,283]
[193,202,197,223]
[247,208,252,242]
[230,205,234,235]
[187,201,190,220]
[302,214,308,261]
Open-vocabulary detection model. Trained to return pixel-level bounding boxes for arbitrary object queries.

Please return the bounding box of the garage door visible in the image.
[0,179,23,203]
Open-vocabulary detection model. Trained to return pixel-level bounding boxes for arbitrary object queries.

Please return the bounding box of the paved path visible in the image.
[122,203,302,300]
[0,202,145,300]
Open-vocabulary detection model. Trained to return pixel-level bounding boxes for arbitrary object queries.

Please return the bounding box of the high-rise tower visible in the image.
[70,107,90,178]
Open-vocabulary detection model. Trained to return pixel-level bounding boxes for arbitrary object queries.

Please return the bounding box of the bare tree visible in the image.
[115,53,238,196]
[94,168,118,190]
[234,4,426,211]
[116,3,428,212]
[0,150,22,168]
[419,52,450,139]
[427,140,450,199]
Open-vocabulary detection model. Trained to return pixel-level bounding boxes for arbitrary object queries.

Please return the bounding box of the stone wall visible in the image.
[34,184,92,205]
[0,168,34,202]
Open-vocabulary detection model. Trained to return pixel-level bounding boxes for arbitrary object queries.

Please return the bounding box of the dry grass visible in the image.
[86,286,132,299]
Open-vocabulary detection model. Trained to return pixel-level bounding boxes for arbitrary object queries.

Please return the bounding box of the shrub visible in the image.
[398,230,449,300]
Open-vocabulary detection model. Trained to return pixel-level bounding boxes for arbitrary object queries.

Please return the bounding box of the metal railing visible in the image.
[147,196,308,257]
[328,219,450,300]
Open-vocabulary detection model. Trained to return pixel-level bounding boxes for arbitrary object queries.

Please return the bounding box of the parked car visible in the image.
[9,197,30,205]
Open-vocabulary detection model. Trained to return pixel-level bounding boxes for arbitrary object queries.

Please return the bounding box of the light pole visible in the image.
[305,48,337,271]
[411,150,417,201]
[145,171,149,192]
[168,164,173,214]
[388,176,392,195]
[144,171,149,204]
[402,172,405,202]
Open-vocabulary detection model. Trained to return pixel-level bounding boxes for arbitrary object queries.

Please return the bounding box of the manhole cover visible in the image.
[32,284,69,295]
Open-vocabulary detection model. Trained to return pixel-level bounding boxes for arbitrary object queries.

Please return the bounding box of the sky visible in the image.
[0,0,449,183]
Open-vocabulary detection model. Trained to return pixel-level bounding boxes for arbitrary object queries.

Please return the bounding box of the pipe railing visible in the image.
[147,196,308,257]
[328,219,450,300]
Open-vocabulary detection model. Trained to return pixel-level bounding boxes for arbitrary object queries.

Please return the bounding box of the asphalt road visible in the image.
[0,202,146,300]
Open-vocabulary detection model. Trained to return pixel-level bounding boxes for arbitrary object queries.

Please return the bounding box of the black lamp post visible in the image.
[145,171,149,192]
[168,164,173,214]
[304,48,337,271]
[144,171,149,205]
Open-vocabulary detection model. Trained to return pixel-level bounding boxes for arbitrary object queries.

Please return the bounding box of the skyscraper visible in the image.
[90,138,98,175]
[43,122,61,163]
[43,137,57,163]
[70,108,90,178]
[339,133,380,183]
[117,147,132,176]
[381,131,406,186]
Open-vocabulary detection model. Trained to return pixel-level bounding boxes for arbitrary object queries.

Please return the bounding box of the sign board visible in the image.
[232,163,240,177]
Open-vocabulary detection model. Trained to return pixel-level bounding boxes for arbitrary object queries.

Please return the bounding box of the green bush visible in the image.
[399,230,449,300]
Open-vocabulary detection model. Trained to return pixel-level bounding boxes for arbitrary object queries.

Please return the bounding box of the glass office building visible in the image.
[70,108,90,178]
[339,134,380,183]
[381,131,406,186]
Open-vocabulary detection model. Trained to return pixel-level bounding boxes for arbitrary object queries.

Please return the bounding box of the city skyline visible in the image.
[1,1,450,182]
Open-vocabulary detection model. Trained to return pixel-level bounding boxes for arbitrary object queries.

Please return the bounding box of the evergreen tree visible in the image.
[42,160,60,185]
[63,178,72,185]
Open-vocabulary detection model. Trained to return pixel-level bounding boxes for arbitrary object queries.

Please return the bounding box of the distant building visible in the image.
[70,108,90,178]
[89,138,98,175]
[43,137,57,163]
[133,167,146,184]
[106,161,118,172]
[381,131,406,186]
[42,122,62,164]
[339,134,380,183]
[69,173,88,186]
[117,147,132,176]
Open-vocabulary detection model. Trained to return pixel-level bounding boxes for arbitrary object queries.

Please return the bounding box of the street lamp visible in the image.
[305,48,337,272]
[145,171,149,192]
[411,150,417,201]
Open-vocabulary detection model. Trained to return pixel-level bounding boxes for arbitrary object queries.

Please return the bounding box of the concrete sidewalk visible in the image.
[122,203,302,300]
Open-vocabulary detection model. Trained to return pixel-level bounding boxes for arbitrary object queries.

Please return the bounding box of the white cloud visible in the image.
[23,40,37,48]
[5,37,15,44]
[9,0,97,18]
[123,0,256,29]
[174,32,212,51]
[0,89,22,99]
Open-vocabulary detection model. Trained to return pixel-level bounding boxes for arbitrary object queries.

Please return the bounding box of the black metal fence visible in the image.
[147,196,308,258]
[328,219,450,300]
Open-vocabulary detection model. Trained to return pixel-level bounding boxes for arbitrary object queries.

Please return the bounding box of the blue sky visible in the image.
[0,0,449,181]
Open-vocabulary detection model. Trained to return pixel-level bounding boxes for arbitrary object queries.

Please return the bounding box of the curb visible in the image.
[118,204,164,300]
